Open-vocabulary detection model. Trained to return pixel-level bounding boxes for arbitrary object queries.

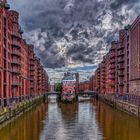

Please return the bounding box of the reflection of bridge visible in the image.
[77,91,97,96]
[44,91,98,102]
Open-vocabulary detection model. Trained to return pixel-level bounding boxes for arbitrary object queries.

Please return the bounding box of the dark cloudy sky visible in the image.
[8,0,140,83]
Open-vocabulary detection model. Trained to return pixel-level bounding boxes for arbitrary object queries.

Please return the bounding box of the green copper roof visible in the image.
[19,27,24,34]
[124,24,130,30]
[0,1,2,7]
[5,3,10,10]
[63,76,76,81]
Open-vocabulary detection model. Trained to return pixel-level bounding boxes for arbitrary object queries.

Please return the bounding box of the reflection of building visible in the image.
[60,102,78,120]
[0,103,48,140]
[97,101,140,140]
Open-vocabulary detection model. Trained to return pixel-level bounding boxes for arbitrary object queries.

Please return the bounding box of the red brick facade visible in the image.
[79,81,89,91]
[0,1,12,106]
[129,16,140,94]
[89,29,130,95]
[117,28,129,94]
[89,75,96,91]
[0,1,50,106]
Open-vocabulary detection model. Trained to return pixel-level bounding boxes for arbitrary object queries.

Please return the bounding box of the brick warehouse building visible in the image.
[79,81,89,92]
[129,15,140,94]
[0,0,50,106]
[89,26,130,96]
[89,13,140,101]
[110,41,118,94]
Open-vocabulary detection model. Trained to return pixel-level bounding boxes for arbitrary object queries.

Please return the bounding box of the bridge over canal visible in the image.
[44,91,98,99]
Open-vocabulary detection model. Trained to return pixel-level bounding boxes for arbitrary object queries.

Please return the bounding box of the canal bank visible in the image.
[99,94,140,117]
[0,95,46,129]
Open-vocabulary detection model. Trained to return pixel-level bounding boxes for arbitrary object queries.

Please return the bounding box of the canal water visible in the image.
[0,96,140,140]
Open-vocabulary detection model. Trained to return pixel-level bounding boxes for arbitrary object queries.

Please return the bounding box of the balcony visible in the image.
[30,83,34,88]
[102,69,105,72]
[11,59,21,65]
[11,40,21,48]
[118,71,124,77]
[30,57,35,61]
[117,57,124,63]
[38,78,42,81]
[38,80,42,83]
[38,74,42,79]
[117,45,124,50]
[110,53,115,58]
[30,61,35,66]
[110,64,115,69]
[110,75,115,80]
[11,68,20,74]
[110,70,115,74]
[30,77,34,81]
[117,51,125,57]
[11,32,21,39]
[102,77,105,80]
[30,72,34,76]
[110,58,115,64]
[118,82,124,86]
[11,51,21,57]
[30,87,34,89]
[38,68,42,71]
[30,67,34,71]
[38,73,42,76]
[118,64,124,70]
[109,83,115,87]
[12,81,20,86]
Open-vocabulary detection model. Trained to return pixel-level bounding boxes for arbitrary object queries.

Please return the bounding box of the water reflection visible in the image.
[0,98,140,140]
[96,101,140,140]
[0,103,48,140]
[40,100,102,140]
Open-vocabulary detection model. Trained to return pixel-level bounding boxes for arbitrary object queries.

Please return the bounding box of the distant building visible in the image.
[79,81,89,92]
[62,72,79,101]
[62,72,76,94]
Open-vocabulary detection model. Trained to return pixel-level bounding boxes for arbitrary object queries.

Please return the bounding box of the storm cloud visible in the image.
[9,0,140,68]
[8,0,140,82]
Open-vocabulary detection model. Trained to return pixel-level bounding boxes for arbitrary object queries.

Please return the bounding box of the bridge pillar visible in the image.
[57,93,61,102]
[43,93,48,103]
[96,92,99,100]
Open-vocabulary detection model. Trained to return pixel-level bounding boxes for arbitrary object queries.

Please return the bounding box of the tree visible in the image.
[55,83,62,92]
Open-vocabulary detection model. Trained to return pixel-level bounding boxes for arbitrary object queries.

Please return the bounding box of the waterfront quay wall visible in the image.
[99,94,140,117]
[0,95,45,129]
